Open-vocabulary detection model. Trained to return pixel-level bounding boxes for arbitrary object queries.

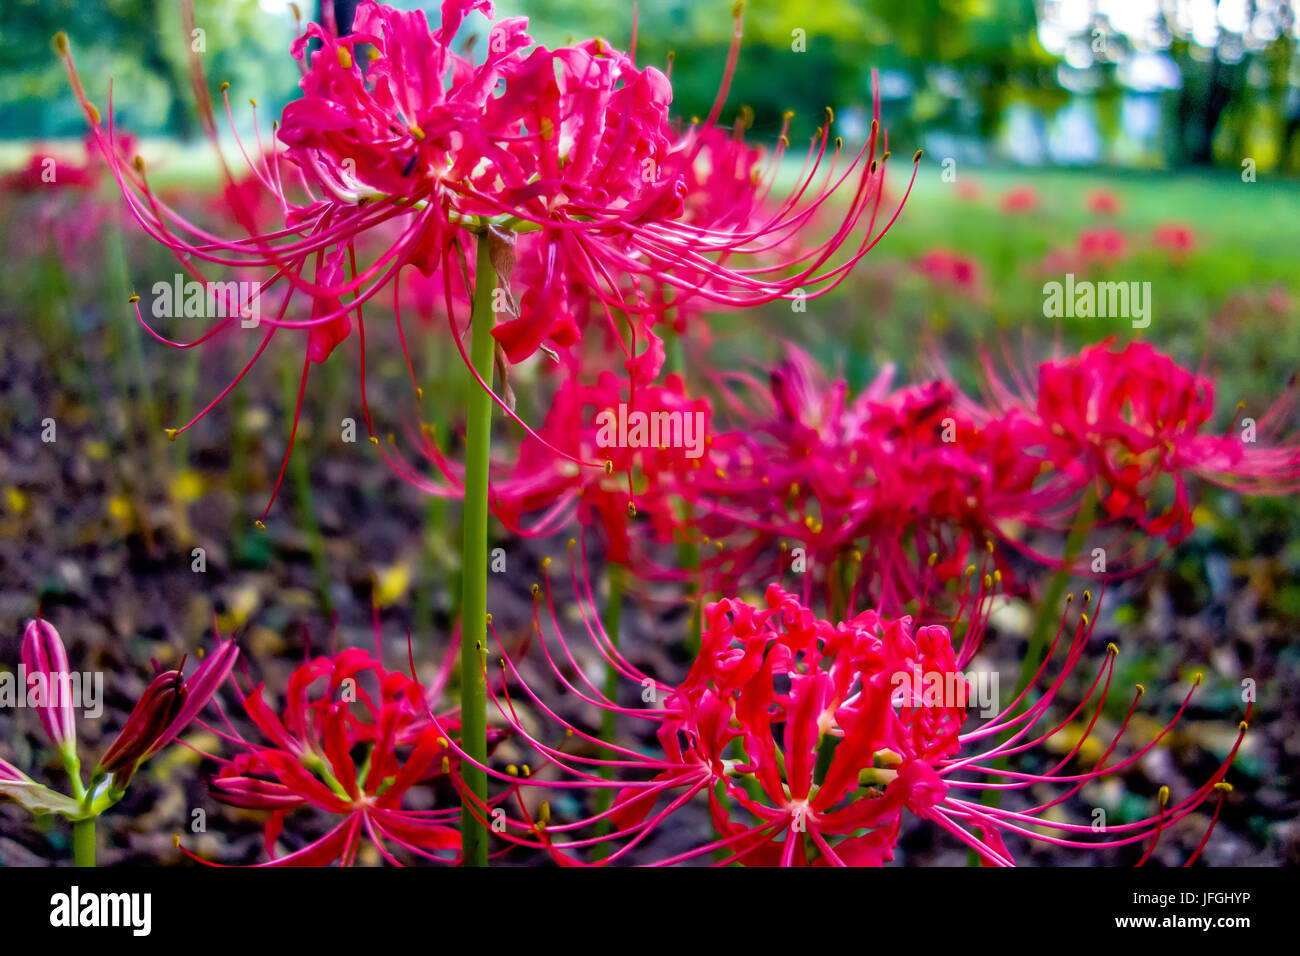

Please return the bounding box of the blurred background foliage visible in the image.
[2,1,1298,172]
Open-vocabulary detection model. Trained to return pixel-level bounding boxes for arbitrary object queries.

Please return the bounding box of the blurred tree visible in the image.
[0,0,300,139]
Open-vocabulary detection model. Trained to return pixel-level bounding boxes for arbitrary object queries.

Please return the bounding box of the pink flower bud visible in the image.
[21,619,77,752]
[96,670,186,785]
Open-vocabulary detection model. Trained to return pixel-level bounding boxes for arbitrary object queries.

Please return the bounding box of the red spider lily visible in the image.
[57,0,916,519]
[484,372,711,563]
[191,646,489,866]
[1085,189,1121,215]
[1000,185,1039,214]
[974,338,1300,565]
[1076,226,1127,265]
[467,554,1248,866]
[659,341,1300,606]
[914,248,982,297]
[1153,222,1196,258]
[20,618,77,754]
[95,636,240,788]
[663,349,1040,611]
[0,141,114,263]
[0,147,97,193]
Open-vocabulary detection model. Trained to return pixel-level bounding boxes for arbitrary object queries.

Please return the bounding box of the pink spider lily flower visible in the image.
[670,349,1043,611]
[488,372,712,564]
[1152,222,1196,258]
[190,646,490,866]
[1085,189,1121,215]
[1000,185,1039,213]
[473,554,1248,866]
[914,248,982,298]
[57,0,917,518]
[20,618,78,755]
[973,338,1300,566]
[94,636,239,789]
[1076,226,1127,265]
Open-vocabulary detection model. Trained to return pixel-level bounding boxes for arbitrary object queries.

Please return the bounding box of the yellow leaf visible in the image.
[372,561,412,609]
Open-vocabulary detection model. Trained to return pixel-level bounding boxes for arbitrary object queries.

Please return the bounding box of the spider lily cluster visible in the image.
[4,0,1289,867]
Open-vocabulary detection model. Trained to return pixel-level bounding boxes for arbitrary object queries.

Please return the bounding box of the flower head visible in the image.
[21,618,77,754]
[200,646,481,865]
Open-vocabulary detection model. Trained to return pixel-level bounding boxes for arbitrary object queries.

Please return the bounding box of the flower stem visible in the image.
[72,817,96,867]
[459,231,496,867]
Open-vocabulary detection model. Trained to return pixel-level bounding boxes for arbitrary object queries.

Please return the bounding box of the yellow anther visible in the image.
[1192,672,1204,686]
[506,764,518,777]
[369,435,379,444]
[928,552,938,567]
[567,538,576,550]
[337,47,353,69]
[1082,590,1092,604]
[913,149,924,163]
[531,583,540,597]
[1238,720,1249,732]
[220,81,230,93]
[1135,683,1145,696]
[1214,782,1233,793]
[441,756,450,774]
[254,519,266,531]
[731,1,744,18]
[172,833,180,848]
[963,564,976,577]
[541,556,552,570]
[53,32,70,55]
[128,294,141,303]
[1107,642,1119,656]
[1157,785,1170,808]
[522,764,531,777]
[485,613,493,626]
[249,97,257,107]
[164,427,178,442]
[409,124,425,141]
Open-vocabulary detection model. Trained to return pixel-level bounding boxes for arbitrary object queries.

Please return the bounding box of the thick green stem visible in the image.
[459,232,496,867]
[72,818,96,867]
[594,561,626,857]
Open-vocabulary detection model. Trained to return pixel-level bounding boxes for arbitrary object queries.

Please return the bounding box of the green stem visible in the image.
[282,362,333,614]
[662,320,703,651]
[72,817,96,867]
[459,231,496,867]
[594,561,626,857]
